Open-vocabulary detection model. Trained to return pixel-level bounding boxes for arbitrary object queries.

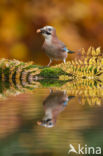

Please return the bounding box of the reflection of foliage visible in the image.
[0,81,40,99]
[54,79,103,107]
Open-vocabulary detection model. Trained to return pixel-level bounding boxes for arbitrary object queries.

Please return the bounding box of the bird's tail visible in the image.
[68,50,75,53]
[68,96,75,100]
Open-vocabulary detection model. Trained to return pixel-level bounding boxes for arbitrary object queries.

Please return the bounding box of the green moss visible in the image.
[24,64,40,70]
[39,79,68,87]
[39,67,67,78]
[3,68,10,81]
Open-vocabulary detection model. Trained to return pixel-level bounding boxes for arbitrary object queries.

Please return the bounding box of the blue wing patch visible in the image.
[63,47,75,53]
[63,101,68,106]
[62,47,69,52]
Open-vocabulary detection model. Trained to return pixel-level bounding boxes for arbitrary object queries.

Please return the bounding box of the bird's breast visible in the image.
[42,42,67,60]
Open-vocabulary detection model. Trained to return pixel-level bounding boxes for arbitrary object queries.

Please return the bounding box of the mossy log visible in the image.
[0,47,103,84]
[0,55,103,107]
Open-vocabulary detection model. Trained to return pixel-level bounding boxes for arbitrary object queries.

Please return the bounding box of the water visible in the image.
[0,81,103,156]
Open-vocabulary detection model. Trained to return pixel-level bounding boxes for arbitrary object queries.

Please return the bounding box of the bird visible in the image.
[37,89,74,128]
[36,26,75,66]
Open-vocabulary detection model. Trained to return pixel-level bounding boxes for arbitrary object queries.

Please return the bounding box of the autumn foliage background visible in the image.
[0,1,103,153]
[0,0,103,65]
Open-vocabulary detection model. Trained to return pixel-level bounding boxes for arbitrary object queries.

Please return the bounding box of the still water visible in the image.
[0,81,103,156]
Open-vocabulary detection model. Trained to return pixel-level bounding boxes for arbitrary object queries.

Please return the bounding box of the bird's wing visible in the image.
[52,38,75,53]
[62,46,75,53]
[52,38,66,52]
[62,47,69,52]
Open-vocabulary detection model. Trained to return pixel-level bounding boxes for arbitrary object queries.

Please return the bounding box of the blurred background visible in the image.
[0,1,103,155]
[0,0,103,65]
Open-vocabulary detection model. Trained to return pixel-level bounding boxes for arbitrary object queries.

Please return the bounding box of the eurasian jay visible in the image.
[37,90,74,128]
[36,26,74,66]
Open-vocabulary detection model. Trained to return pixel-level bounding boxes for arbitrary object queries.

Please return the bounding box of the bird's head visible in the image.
[36,26,56,39]
[37,118,54,128]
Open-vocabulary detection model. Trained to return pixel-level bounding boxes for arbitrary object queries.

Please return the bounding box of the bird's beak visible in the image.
[36,28,46,34]
[36,29,41,33]
[37,121,42,125]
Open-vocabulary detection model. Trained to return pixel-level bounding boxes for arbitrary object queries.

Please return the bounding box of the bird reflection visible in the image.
[37,90,74,128]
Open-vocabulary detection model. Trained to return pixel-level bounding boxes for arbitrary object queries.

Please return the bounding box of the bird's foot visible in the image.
[47,59,52,66]
[63,59,66,64]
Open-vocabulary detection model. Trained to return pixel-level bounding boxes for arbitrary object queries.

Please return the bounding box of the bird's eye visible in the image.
[49,122,53,125]
[48,28,52,31]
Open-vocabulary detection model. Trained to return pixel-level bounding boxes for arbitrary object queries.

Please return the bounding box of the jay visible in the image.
[37,26,74,66]
[37,90,74,128]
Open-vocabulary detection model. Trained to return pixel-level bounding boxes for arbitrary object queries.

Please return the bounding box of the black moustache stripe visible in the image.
[46,118,52,122]
[45,32,51,35]
[41,30,51,35]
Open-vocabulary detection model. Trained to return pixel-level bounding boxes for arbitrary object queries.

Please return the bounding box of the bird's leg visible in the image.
[63,59,66,64]
[63,90,66,95]
[49,88,53,94]
[47,59,52,67]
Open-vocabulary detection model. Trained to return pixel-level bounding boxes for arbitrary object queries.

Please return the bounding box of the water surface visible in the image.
[0,83,103,156]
